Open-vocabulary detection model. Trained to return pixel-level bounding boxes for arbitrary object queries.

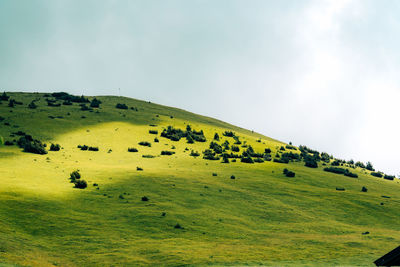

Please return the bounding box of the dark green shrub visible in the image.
[366,161,375,171]
[230,175,235,179]
[212,173,217,176]
[384,174,395,180]
[0,92,9,101]
[116,103,128,109]
[154,137,159,143]
[263,154,272,161]
[186,134,194,144]
[161,150,175,155]
[323,167,347,175]
[233,136,241,145]
[4,140,13,146]
[280,146,286,151]
[17,136,47,155]
[149,130,158,135]
[63,100,72,105]
[142,154,155,158]
[264,148,271,154]
[141,196,149,201]
[190,150,200,157]
[74,179,87,189]
[209,142,223,154]
[361,186,368,192]
[50,143,61,151]
[28,101,37,109]
[88,146,99,151]
[355,161,366,168]
[90,98,102,108]
[174,223,182,229]
[8,99,15,107]
[78,145,88,150]
[273,158,289,164]
[241,156,254,163]
[128,148,138,152]
[70,170,81,182]
[285,144,297,150]
[304,156,318,168]
[254,158,264,163]
[137,167,143,171]
[80,104,91,111]
[214,133,220,141]
[221,154,229,163]
[223,131,235,137]
[371,172,383,178]
[331,160,340,166]
[231,145,239,152]
[344,171,358,178]
[203,149,220,160]
[138,141,151,147]
[283,168,295,177]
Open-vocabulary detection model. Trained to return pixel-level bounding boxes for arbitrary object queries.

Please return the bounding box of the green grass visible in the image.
[0,92,399,266]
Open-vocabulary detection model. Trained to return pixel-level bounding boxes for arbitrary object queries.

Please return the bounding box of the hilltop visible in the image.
[0,91,399,266]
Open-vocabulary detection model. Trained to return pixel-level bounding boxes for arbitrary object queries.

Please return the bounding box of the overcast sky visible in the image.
[0,0,399,175]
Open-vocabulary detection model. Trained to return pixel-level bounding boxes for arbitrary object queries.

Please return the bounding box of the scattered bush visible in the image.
[50,143,61,151]
[128,148,138,152]
[254,158,264,163]
[230,175,236,179]
[161,150,175,155]
[141,196,149,201]
[52,92,89,103]
[231,145,240,152]
[17,135,47,155]
[149,130,158,135]
[190,150,200,157]
[116,103,128,109]
[154,137,159,143]
[0,92,9,101]
[138,141,151,147]
[4,140,14,146]
[366,161,375,171]
[137,167,143,171]
[283,168,295,177]
[74,179,87,189]
[203,149,220,160]
[384,174,395,180]
[223,131,235,137]
[221,154,230,163]
[212,173,217,176]
[361,186,368,192]
[336,187,345,191]
[142,154,155,158]
[78,145,88,150]
[90,98,102,108]
[209,141,223,154]
[62,100,72,105]
[371,172,383,178]
[88,146,99,151]
[174,223,183,229]
[241,156,254,163]
[28,101,37,109]
[264,148,272,154]
[355,161,366,169]
[214,133,220,141]
[273,158,289,164]
[304,156,318,168]
[324,167,358,178]
[80,104,91,111]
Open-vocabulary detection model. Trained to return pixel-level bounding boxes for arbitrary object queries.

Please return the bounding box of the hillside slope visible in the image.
[0,92,399,266]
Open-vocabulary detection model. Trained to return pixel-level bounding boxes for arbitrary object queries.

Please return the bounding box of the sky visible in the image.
[0,0,399,176]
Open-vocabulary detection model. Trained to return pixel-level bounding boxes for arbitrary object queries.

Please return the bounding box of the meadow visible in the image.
[0,92,399,266]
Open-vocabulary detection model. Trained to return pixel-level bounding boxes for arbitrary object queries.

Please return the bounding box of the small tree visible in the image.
[214,133,220,141]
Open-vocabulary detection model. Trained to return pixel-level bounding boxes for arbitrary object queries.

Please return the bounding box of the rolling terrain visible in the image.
[0,92,399,266]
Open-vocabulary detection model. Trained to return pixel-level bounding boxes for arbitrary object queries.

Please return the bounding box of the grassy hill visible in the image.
[0,92,399,266]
